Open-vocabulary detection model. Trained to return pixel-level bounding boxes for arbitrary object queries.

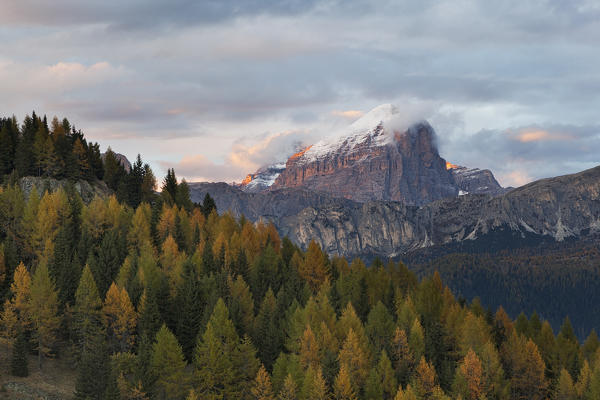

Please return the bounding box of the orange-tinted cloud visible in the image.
[514,129,572,143]
[331,110,364,120]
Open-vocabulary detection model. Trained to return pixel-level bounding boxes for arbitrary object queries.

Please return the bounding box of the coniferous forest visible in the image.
[1,114,600,399]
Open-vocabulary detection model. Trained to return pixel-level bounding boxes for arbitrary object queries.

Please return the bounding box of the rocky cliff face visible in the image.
[450,165,508,196]
[271,105,458,205]
[190,165,600,259]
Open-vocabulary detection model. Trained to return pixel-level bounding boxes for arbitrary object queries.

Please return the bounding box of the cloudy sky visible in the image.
[1,0,599,186]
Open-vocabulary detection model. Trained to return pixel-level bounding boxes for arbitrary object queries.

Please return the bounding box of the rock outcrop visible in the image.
[19,176,112,202]
[271,105,458,205]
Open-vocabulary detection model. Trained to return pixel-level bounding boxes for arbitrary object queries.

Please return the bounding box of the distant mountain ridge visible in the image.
[189,165,600,259]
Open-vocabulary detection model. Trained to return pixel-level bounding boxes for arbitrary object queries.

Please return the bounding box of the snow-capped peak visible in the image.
[298,104,425,164]
[348,103,400,132]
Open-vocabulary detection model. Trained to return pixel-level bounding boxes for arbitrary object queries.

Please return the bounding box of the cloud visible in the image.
[511,129,572,143]
[440,123,600,187]
[2,0,600,184]
[331,110,363,120]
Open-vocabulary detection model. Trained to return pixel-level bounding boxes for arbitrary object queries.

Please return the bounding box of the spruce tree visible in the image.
[174,260,203,361]
[74,330,110,400]
[11,329,29,377]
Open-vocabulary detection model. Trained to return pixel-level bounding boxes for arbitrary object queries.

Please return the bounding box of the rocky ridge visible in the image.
[190,165,600,259]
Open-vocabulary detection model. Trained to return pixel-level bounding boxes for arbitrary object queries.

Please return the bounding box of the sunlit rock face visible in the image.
[271,104,458,205]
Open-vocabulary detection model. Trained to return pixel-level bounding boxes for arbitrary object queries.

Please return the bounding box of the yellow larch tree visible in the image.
[104,282,137,353]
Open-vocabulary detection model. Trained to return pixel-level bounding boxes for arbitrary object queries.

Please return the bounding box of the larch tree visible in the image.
[338,328,370,388]
[103,282,137,353]
[252,365,275,400]
[299,324,320,370]
[298,240,329,293]
[333,363,357,400]
[278,374,299,400]
[151,324,189,400]
[391,327,414,386]
[555,368,576,400]
[412,357,437,399]
[29,261,60,369]
[194,299,259,399]
[393,384,418,400]
[453,349,484,400]
[301,366,330,400]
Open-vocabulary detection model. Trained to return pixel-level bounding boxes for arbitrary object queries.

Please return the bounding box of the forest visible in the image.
[0,113,599,400]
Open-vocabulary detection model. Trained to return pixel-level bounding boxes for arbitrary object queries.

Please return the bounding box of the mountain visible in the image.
[190,165,600,259]
[449,164,510,196]
[238,162,286,193]
[271,104,458,205]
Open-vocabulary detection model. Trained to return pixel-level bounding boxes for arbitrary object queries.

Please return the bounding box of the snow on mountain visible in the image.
[299,104,419,164]
[239,162,286,193]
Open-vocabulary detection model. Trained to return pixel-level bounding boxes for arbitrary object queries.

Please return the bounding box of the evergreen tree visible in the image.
[161,169,178,205]
[254,288,281,370]
[11,329,29,377]
[173,260,203,361]
[201,193,216,217]
[74,330,110,400]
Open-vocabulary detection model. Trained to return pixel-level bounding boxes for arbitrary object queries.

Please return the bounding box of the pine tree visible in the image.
[252,365,276,400]
[11,329,29,377]
[29,261,60,369]
[151,324,188,400]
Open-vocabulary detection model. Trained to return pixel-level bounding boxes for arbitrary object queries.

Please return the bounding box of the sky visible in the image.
[1,0,599,187]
